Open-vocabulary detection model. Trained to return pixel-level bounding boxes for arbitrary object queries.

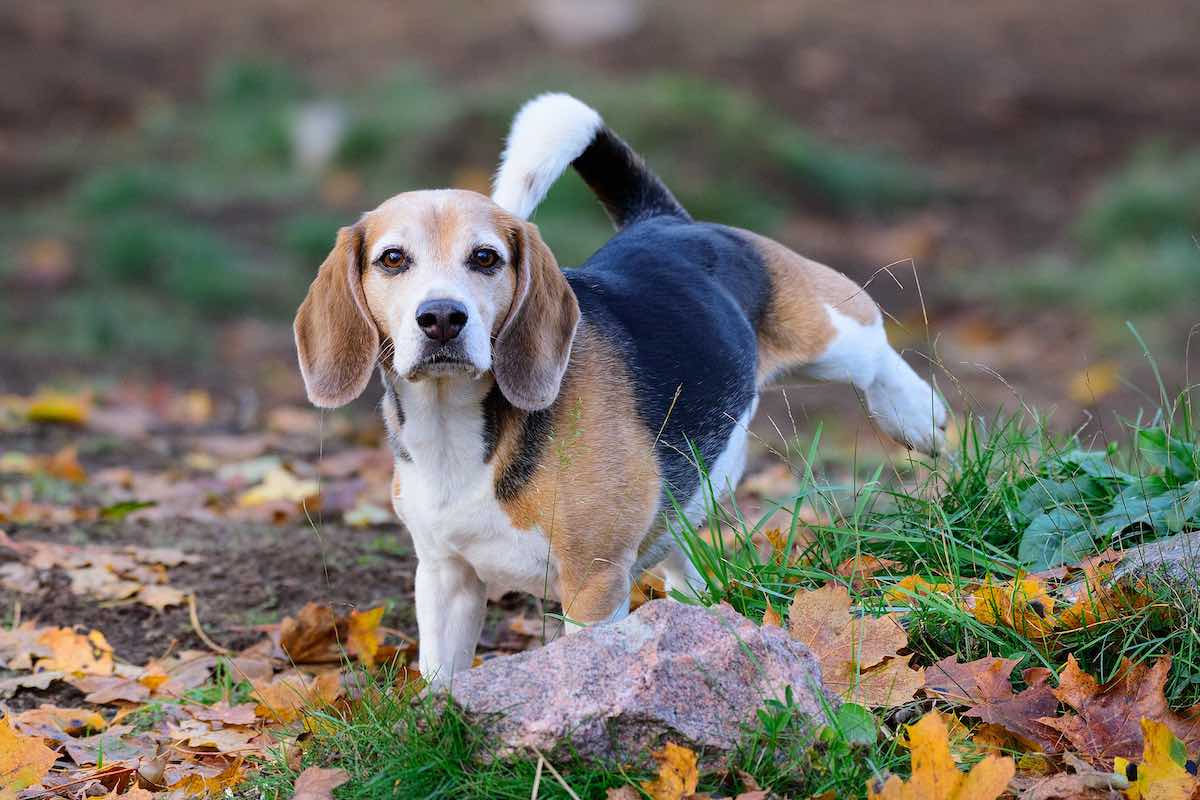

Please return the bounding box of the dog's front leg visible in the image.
[415,556,487,688]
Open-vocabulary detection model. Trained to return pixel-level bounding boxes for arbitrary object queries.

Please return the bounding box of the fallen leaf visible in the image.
[347,607,384,668]
[13,704,106,735]
[69,674,151,705]
[1115,719,1200,800]
[252,671,342,724]
[924,655,1062,752]
[886,575,955,604]
[26,390,90,425]
[868,711,1015,799]
[641,742,699,800]
[762,602,782,628]
[136,584,188,612]
[1042,656,1200,766]
[167,757,245,796]
[0,671,63,699]
[291,766,350,800]
[973,577,1055,639]
[837,555,904,590]
[45,445,87,482]
[0,714,58,796]
[238,467,319,508]
[36,627,114,675]
[789,583,924,706]
[185,702,258,726]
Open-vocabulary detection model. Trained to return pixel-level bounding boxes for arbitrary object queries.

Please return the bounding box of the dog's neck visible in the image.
[380,366,516,506]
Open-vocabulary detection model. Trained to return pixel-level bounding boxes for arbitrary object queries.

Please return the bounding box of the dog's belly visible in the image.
[394,467,559,600]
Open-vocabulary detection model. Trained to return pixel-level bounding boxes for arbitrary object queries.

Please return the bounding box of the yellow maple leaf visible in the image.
[35,628,114,675]
[885,575,954,604]
[0,715,58,799]
[237,467,319,507]
[972,577,1055,639]
[641,742,699,800]
[348,607,385,667]
[25,390,90,426]
[1115,719,1200,800]
[869,711,1015,800]
[789,583,924,706]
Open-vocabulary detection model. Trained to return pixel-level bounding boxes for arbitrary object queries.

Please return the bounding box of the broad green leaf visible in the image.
[1137,427,1197,482]
[1098,481,1200,536]
[1016,476,1102,521]
[1018,508,1096,571]
[834,702,878,747]
[1049,448,1134,482]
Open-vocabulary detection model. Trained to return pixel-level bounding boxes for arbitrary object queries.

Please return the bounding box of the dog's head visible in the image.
[294,189,579,411]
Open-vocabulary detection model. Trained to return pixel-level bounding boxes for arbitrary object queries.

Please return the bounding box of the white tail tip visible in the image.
[492,93,603,219]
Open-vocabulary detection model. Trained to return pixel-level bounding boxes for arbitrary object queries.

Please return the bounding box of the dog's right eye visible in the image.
[376,248,411,274]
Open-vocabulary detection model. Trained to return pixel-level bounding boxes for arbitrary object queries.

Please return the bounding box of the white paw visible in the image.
[865,354,948,455]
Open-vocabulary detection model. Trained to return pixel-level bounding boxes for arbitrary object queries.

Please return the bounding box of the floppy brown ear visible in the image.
[294,225,380,408]
[493,220,580,411]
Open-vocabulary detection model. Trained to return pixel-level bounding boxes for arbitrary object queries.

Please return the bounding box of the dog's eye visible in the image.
[468,247,501,271]
[377,248,411,273]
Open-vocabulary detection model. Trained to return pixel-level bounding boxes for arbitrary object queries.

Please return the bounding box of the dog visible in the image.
[294,93,947,687]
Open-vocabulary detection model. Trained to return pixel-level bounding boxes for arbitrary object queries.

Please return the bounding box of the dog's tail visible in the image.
[492,93,690,228]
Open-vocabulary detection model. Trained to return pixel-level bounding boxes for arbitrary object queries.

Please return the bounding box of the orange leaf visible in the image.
[868,711,1015,799]
[292,766,350,800]
[347,607,385,668]
[788,583,923,706]
[35,627,114,675]
[640,742,698,800]
[972,577,1055,639]
[0,714,58,797]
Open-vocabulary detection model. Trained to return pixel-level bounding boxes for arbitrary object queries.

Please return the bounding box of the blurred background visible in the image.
[2,0,1198,455]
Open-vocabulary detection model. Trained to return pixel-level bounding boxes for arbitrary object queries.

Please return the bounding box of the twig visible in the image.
[531,749,582,800]
[530,754,545,800]
[187,592,230,654]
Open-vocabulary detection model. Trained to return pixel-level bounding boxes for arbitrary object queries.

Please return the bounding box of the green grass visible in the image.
[246,670,904,800]
[244,381,1199,799]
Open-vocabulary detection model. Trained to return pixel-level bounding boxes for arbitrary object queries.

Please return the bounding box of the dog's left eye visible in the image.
[468,247,501,271]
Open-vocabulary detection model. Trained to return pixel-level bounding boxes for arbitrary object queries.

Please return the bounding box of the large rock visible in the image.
[1066,531,1200,598]
[449,599,831,764]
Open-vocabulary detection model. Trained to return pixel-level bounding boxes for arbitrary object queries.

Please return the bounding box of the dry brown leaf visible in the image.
[252,671,342,724]
[868,711,1015,800]
[185,702,258,726]
[13,704,106,735]
[788,583,924,706]
[0,671,64,699]
[641,742,699,800]
[924,655,1062,753]
[136,584,188,612]
[1041,655,1200,765]
[836,555,904,590]
[291,765,350,800]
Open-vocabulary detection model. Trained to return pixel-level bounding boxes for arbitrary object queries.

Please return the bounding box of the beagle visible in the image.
[294,93,947,687]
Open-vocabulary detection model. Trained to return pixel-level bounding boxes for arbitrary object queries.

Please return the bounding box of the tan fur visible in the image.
[496,327,661,623]
[294,225,380,408]
[736,228,880,383]
[491,216,580,411]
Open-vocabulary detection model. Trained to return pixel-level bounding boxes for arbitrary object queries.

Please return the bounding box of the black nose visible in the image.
[416,299,468,344]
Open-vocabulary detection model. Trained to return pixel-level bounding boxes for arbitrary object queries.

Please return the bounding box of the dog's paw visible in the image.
[865,354,948,455]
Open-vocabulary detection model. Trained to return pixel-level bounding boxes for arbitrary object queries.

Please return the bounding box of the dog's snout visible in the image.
[416,299,469,344]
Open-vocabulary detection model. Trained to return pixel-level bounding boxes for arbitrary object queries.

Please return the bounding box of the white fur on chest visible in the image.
[386,376,558,599]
